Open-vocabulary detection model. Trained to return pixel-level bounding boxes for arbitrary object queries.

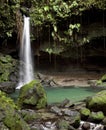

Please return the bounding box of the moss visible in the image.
[100,74,106,82]
[0,71,10,81]
[0,90,30,130]
[96,80,102,85]
[86,90,106,114]
[17,80,47,109]
[80,108,90,120]
[96,74,106,86]
[89,111,105,123]
[4,112,30,130]
[36,94,47,109]
[0,90,17,109]
[68,111,81,128]
[21,111,41,122]
[17,80,39,107]
[57,119,70,130]
[72,115,80,128]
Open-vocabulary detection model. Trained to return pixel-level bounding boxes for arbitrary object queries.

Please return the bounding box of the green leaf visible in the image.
[6,32,12,37]
[53,25,57,32]
[44,6,49,11]
[46,48,53,54]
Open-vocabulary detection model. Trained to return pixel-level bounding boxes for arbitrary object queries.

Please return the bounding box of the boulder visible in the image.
[64,110,81,128]
[69,110,81,128]
[59,98,73,108]
[96,74,106,86]
[80,108,91,120]
[81,122,90,130]
[57,119,70,130]
[17,80,47,109]
[88,111,105,123]
[20,109,41,122]
[0,82,16,94]
[0,90,30,130]
[86,90,106,114]
[50,106,62,115]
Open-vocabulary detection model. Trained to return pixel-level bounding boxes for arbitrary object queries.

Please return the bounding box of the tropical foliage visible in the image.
[0,0,106,50]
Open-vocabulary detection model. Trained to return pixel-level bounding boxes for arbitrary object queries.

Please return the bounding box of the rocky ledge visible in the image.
[37,72,102,88]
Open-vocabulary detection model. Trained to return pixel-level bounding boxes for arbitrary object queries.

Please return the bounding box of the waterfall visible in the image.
[17,16,34,89]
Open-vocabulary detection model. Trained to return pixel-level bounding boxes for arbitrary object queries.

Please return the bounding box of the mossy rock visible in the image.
[57,119,70,130]
[0,90,30,130]
[89,111,105,123]
[96,74,106,86]
[80,108,91,120]
[17,80,47,109]
[69,110,81,128]
[20,110,41,122]
[86,90,106,114]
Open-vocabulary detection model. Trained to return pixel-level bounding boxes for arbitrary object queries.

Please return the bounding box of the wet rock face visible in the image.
[0,82,16,94]
[17,80,47,109]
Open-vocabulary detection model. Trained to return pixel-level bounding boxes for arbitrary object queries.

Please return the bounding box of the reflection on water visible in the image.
[10,87,103,103]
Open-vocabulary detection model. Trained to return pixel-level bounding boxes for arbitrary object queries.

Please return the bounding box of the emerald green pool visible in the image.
[11,87,102,103]
[45,87,101,103]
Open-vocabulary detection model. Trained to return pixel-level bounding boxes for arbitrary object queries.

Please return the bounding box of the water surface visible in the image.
[11,87,102,103]
[45,87,101,103]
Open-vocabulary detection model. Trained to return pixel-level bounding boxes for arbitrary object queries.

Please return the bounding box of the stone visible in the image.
[102,117,106,125]
[80,107,90,120]
[60,98,70,107]
[64,110,80,128]
[50,106,62,115]
[17,80,47,109]
[69,110,81,128]
[30,126,38,130]
[49,80,57,87]
[57,119,70,130]
[86,90,106,114]
[88,111,105,123]
[82,122,90,130]
[0,90,30,130]
[62,109,72,116]
[20,109,41,122]
[0,82,16,94]
[96,74,106,86]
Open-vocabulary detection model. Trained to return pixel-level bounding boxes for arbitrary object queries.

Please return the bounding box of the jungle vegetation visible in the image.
[0,0,106,56]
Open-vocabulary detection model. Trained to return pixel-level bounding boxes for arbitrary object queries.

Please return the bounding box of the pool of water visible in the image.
[11,87,102,103]
[45,87,101,103]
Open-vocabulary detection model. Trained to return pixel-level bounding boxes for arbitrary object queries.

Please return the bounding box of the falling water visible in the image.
[17,16,34,89]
